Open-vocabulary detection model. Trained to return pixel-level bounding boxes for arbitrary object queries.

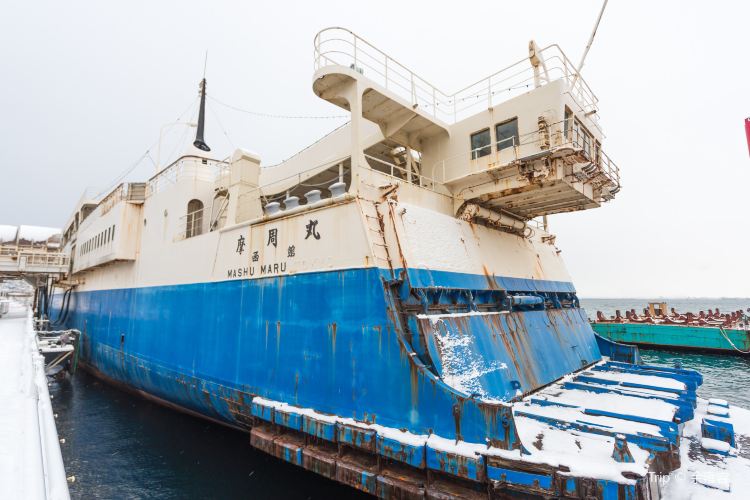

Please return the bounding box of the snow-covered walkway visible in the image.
[0,302,69,500]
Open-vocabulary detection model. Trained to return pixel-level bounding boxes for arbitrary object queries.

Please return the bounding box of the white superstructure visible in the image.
[59,28,619,294]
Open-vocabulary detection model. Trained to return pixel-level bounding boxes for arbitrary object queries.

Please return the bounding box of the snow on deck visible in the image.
[535,386,678,422]
[17,225,61,243]
[581,369,687,391]
[255,393,660,485]
[660,400,750,499]
[512,414,652,483]
[571,378,683,401]
[516,400,664,437]
[0,303,69,500]
[0,224,18,243]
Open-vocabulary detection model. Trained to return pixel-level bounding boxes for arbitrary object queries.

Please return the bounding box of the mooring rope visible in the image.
[718,326,750,354]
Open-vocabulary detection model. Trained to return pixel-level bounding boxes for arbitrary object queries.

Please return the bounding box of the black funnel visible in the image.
[193,78,211,152]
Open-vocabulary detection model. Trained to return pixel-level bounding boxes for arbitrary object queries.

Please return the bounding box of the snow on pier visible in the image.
[0,302,69,500]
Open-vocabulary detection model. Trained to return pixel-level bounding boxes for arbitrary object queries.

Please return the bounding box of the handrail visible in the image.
[314,28,599,125]
[251,155,350,202]
[430,118,620,190]
[0,247,69,267]
[147,157,230,197]
[148,155,229,183]
[363,153,443,193]
[234,156,350,222]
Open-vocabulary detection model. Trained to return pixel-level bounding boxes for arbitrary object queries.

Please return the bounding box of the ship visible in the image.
[46,28,750,499]
[593,302,750,355]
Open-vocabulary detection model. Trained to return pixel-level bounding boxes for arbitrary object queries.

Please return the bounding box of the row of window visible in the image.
[470,118,520,160]
[469,112,601,164]
[564,108,600,163]
[80,225,116,255]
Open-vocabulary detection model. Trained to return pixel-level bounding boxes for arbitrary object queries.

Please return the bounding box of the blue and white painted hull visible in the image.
[50,195,739,499]
[59,268,592,438]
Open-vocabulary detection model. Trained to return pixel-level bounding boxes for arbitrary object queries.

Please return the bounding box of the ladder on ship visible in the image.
[361,200,396,278]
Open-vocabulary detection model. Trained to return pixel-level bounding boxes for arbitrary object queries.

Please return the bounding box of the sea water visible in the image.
[50,371,367,499]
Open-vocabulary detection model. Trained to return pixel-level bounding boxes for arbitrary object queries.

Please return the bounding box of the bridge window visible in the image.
[495,118,519,151]
[186,199,204,238]
[570,117,596,162]
[470,129,491,159]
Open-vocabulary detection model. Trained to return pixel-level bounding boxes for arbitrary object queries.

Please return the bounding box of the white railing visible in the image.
[314,27,599,125]
[315,27,452,122]
[527,218,547,231]
[363,154,444,193]
[99,182,147,215]
[235,158,350,223]
[254,157,349,199]
[430,118,620,190]
[147,157,229,198]
[568,125,620,189]
[0,247,69,270]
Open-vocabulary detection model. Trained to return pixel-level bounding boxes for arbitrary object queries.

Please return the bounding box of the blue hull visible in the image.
[51,267,705,499]
[55,268,596,443]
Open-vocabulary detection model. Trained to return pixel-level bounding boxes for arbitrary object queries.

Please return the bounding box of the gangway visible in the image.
[0,225,69,278]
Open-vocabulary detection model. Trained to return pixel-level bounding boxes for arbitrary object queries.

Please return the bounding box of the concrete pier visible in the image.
[0,301,69,500]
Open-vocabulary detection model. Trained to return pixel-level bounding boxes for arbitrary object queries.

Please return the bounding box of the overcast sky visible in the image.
[2,1,749,297]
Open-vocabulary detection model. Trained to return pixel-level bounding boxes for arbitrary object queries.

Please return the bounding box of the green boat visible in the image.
[592,302,750,355]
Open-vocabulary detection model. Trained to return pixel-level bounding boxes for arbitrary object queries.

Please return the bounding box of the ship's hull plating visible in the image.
[57,267,598,442]
[52,200,714,498]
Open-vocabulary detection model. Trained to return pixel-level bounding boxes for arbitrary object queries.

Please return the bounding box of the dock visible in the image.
[0,301,70,500]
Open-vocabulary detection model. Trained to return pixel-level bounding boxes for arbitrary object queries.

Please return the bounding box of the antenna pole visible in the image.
[570,0,608,90]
